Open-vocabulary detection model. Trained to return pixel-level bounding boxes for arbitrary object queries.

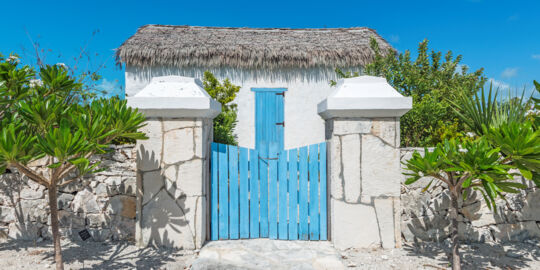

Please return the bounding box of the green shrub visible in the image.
[332,39,486,147]
[202,71,240,145]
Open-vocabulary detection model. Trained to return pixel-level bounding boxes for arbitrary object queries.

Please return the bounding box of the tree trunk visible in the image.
[449,191,461,270]
[48,185,64,270]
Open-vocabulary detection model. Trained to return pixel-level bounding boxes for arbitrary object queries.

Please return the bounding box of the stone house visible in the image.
[117,24,413,250]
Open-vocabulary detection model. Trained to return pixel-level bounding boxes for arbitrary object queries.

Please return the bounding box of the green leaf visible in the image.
[519,168,533,180]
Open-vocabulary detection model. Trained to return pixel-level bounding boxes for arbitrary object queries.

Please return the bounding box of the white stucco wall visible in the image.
[126,66,359,149]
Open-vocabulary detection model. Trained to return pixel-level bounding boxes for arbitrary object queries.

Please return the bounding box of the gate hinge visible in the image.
[276,122,285,127]
[275,92,285,96]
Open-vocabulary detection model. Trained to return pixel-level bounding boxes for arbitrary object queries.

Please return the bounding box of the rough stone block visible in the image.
[374,197,396,248]
[194,125,209,159]
[8,222,41,240]
[58,193,75,210]
[491,221,540,242]
[0,206,16,223]
[331,198,380,249]
[57,210,85,229]
[341,134,361,203]
[401,212,451,242]
[182,195,205,248]
[371,118,398,147]
[361,135,400,197]
[72,189,100,213]
[515,189,540,221]
[329,135,343,200]
[86,213,109,228]
[460,200,504,227]
[20,199,49,223]
[333,118,372,135]
[137,119,163,171]
[458,222,494,242]
[163,128,195,164]
[20,187,44,200]
[111,215,135,240]
[142,170,164,205]
[140,189,195,249]
[177,159,204,196]
[163,119,199,132]
[109,195,137,219]
[119,178,137,196]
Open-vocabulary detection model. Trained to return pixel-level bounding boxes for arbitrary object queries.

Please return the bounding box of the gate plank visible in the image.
[229,146,239,239]
[268,142,279,239]
[288,148,298,240]
[298,146,309,240]
[278,149,288,239]
[259,143,269,237]
[211,143,219,240]
[249,149,260,238]
[218,143,229,239]
[239,147,249,238]
[319,142,328,240]
[309,144,320,240]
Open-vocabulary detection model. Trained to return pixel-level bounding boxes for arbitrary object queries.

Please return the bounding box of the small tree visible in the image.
[405,83,540,269]
[403,138,527,270]
[202,71,240,145]
[0,54,147,270]
[452,84,540,186]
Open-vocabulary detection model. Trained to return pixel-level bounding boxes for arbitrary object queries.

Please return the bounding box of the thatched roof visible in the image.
[116,25,394,69]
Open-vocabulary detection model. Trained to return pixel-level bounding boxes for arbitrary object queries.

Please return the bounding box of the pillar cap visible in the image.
[127,76,221,118]
[318,76,412,119]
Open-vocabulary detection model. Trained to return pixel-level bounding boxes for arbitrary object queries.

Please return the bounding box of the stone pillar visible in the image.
[127,76,220,249]
[318,76,412,250]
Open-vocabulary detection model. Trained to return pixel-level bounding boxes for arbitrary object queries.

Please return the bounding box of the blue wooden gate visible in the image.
[210,142,327,241]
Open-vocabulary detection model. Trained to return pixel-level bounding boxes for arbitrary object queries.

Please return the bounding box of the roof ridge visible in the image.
[141,24,375,32]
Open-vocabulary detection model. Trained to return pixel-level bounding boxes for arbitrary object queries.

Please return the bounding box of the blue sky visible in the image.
[1,0,539,97]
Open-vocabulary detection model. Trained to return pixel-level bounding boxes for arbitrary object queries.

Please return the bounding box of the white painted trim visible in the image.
[127,97,221,118]
[126,75,221,118]
[318,76,412,119]
[318,97,412,118]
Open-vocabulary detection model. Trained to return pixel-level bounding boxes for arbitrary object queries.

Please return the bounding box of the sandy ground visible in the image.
[0,239,538,269]
[0,240,196,270]
[340,240,540,270]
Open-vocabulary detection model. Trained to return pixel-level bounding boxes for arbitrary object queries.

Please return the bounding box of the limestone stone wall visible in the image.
[328,117,402,249]
[0,145,137,243]
[400,148,540,243]
[136,117,212,250]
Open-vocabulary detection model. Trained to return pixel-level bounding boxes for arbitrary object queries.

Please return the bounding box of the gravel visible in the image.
[0,239,196,270]
[0,239,539,269]
[340,240,540,270]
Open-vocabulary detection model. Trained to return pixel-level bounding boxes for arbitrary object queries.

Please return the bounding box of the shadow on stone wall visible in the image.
[0,145,138,243]
[137,144,194,250]
[401,148,540,245]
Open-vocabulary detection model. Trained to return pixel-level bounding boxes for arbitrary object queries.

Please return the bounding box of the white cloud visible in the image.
[532,54,540,60]
[487,78,510,90]
[501,67,518,78]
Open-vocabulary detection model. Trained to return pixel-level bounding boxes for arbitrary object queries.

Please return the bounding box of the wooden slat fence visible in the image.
[210,142,327,241]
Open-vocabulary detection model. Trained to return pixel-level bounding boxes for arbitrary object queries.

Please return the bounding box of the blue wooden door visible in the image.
[254,88,285,154]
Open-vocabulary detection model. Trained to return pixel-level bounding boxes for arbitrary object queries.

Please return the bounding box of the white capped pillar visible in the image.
[318,76,412,249]
[127,76,220,249]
